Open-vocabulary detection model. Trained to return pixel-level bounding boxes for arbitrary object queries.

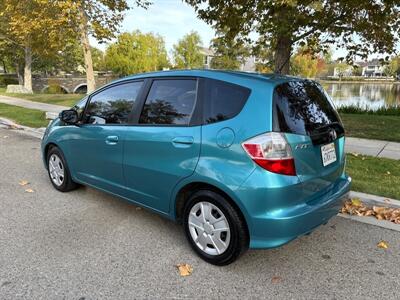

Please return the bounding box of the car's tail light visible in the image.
[242,132,296,176]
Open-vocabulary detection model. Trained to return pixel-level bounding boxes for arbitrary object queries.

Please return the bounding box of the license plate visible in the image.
[321,142,337,167]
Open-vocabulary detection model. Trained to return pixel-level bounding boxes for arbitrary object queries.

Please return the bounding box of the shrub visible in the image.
[45,84,66,94]
[0,75,19,87]
[338,104,400,116]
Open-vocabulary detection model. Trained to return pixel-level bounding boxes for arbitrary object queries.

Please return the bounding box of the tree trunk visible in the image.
[24,45,33,93]
[2,60,7,74]
[79,8,95,93]
[274,35,292,75]
[15,62,23,85]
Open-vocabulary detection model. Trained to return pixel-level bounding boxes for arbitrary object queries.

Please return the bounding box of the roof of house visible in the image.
[199,47,215,56]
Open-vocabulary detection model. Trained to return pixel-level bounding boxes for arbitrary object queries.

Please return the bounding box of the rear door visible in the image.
[272,80,345,193]
[122,78,201,213]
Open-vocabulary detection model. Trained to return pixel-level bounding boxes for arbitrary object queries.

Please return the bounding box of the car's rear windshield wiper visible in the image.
[308,122,345,145]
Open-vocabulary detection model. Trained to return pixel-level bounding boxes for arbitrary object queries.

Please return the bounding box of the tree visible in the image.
[253,38,274,73]
[105,31,169,76]
[0,0,77,92]
[384,56,400,78]
[290,48,330,78]
[63,0,150,93]
[172,31,204,69]
[210,29,250,70]
[0,39,24,83]
[291,52,319,78]
[32,42,105,75]
[185,1,400,75]
[335,62,351,80]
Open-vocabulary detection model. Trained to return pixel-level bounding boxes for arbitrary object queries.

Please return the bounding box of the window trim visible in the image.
[132,76,202,127]
[80,79,145,126]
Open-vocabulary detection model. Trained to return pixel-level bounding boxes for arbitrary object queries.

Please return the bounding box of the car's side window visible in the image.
[139,79,197,125]
[203,79,251,124]
[85,81,143,125]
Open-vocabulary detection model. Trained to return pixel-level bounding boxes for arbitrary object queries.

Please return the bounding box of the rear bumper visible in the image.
[236,172,351,249]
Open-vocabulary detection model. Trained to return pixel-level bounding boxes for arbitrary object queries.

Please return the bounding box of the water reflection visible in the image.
[323,83,400,109]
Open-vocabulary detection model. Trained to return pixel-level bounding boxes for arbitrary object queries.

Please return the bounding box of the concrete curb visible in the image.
[338,191,400,232]
[0,117,46,139]
[349,191,400,208]
[338,213,400,232]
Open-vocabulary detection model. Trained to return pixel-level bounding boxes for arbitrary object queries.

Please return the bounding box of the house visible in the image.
[240,56,257,72]
[199,47,257,72]
[199,47,215,69]
[333,59,385,77]
[360,59,384,77]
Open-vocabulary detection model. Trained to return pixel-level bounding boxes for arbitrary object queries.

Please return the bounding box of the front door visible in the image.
[67,80,144,193]
[122,78,201,213]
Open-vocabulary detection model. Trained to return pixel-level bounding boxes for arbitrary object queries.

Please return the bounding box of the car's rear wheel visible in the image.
[183,190,248,265]
[47,146,78,192]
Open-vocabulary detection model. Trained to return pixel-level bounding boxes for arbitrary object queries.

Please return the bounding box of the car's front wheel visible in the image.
[47,146,78,192]
[183,190,248,265]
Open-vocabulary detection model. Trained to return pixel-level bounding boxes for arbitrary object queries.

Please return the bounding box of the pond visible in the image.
[322,82,400,109]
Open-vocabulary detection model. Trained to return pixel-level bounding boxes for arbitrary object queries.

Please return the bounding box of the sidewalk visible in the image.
[345,137,400,160]
[0,94,399,160]
[0,94,68,113]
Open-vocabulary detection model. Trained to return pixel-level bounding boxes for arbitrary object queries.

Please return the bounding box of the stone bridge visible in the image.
[32,75,116,94]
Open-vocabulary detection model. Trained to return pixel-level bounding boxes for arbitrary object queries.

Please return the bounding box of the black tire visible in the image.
[47,146,79,192]
[183,190,249,266]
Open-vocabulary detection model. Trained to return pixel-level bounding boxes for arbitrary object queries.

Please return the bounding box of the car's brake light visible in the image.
[242,132,296,176]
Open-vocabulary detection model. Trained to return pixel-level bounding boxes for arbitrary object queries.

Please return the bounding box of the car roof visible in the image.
[111,69,304,86]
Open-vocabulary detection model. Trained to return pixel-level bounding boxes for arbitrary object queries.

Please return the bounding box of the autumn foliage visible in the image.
[341,199,400,224]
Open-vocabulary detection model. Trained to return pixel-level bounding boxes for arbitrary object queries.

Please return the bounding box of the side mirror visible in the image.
[60,109,79,125]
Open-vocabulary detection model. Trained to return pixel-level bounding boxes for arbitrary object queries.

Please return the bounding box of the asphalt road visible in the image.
[1,127,400,300]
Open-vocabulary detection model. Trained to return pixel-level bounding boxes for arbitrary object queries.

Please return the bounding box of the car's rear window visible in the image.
[272,81,342,136]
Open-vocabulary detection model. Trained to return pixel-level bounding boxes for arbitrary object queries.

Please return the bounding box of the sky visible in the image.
[91,0,215,54]
[91,0,397,60]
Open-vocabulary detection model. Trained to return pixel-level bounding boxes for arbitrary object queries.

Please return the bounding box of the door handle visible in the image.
[172,136,194,147]
[105,135,119,145]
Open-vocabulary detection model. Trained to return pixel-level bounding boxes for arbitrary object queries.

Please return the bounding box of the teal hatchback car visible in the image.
[42,70,351,265]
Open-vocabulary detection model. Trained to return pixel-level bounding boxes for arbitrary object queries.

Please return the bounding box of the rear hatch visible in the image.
[272,80,345,195]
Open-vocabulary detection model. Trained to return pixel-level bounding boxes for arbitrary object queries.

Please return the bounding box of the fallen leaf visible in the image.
[25,188,34,193]
[377,241,388,249]
[19,180,29,186]
[271,276,282,284]
[176,263,193,277]
[351,198,362,207]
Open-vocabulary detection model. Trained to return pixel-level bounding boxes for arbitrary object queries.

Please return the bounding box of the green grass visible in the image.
[0,88,82,107]
[340,113,400,142]
[0,103,49,128]
[347,154,400,200]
